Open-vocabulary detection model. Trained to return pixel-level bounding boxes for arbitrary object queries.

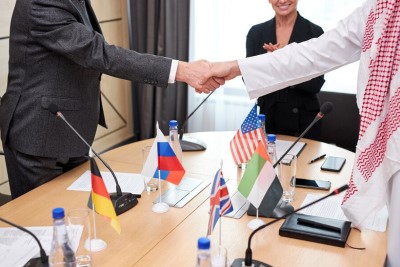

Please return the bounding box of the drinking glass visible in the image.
[211,245,228,267]
[279,154,297,203]
[67,209,92,267]
[142,145,158,191]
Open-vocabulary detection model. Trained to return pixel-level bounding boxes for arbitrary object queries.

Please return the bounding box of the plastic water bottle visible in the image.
[169,120,183,162]
[258,114,267,141]
[267,134,279,172]
[49,207,76,267]
[196,237,211,267]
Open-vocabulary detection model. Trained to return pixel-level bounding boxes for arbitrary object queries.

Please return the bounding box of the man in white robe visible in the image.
[209,0,400,266]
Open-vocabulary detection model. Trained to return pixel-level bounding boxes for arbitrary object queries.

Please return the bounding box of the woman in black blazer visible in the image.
[246,0,325,139]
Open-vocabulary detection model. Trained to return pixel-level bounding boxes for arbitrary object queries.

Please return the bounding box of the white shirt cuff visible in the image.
[168,60,179,83]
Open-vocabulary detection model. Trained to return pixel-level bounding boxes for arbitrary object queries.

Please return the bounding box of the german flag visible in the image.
[88,157,121,234]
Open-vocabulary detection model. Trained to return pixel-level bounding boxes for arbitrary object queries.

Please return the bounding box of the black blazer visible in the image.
[0,0,172,158]
[246,13,325,139]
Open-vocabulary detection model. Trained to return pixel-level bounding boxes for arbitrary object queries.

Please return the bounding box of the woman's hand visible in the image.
[263,42,280,52]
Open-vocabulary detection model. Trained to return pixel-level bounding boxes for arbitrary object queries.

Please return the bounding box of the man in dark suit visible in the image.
[246,5,325,140]
[0,0,221,199]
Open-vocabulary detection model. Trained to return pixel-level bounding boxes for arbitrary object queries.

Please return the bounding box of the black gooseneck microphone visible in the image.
[273,101,334,169]
[178,91,215,151]
[48,104,138,215]
[247,102,335,218]
[0,217,48,267]
[231,184,349,267]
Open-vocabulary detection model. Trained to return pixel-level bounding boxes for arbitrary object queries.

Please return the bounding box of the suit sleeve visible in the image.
[240,3,367,99]
[29,0,171,88]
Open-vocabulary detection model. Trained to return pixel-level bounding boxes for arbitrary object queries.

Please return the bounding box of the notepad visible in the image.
[279,213,352,247]
[276,140,306,159]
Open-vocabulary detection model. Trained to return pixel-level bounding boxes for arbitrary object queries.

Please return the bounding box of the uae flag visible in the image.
[238,140,276,208]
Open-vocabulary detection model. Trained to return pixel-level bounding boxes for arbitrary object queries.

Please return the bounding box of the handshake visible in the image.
[176,60,241,94]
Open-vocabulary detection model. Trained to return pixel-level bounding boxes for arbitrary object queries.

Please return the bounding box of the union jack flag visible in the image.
[207,169,233,236]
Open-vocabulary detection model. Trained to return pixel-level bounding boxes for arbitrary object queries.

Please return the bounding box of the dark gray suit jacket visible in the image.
[0,0,172,157]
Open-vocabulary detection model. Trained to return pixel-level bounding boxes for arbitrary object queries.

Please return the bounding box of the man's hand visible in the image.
[176,60,225,94]
[207,60,241,82]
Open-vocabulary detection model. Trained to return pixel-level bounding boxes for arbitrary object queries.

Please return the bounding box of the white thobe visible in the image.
[238,1,400,266]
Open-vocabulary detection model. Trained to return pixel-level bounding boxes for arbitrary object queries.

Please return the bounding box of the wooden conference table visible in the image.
[0,132,387,267]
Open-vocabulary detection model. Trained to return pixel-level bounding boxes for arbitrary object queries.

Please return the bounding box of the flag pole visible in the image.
[219,208,222,247]
[87,149,108,252]
[87,199,107,252]
[92,202,97,240]
[158,169,162,203]
[151,124,170,213]
[219,160,223,247]
[151,168,169,213]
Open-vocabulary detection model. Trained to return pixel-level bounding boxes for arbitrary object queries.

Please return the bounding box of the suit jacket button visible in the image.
[292,108,299,113]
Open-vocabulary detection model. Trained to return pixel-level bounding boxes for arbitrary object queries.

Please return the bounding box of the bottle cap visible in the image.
[197,237,210,250]
[169,120,178,127]
[267,134,276,142]
[52,207,65,219]
[258,114,266,122]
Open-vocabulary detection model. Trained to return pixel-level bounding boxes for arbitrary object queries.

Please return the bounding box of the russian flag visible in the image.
[141,126,185,185]
[155,127,185,185]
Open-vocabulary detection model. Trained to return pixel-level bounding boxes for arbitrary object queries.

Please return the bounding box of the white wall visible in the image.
[188,0,364,133]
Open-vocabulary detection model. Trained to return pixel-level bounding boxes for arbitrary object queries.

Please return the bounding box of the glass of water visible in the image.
[68,209,92,267]
[279,154,297,203]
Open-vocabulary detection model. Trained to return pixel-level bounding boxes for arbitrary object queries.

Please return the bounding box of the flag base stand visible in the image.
[231,258,272,267]
[247,218,265,230]
[152,202,169,213]
[152,177,209,208]
[86,238,107,252]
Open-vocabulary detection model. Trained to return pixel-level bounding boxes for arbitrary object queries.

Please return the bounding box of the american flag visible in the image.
[207,169,233,236]
[230,105,266,165]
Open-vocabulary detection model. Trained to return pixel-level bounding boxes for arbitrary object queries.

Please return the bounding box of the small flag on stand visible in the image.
[156,126,186,185]
[230,104,266,165]
[207,168,233,236]
[88,157,121,234]
[141,127,185,185]
[238,140,275,209]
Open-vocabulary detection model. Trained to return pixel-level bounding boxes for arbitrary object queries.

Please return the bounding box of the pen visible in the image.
[308,154,326,164]
[297,217,341,233]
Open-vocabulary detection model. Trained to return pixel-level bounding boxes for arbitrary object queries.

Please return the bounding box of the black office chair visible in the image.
[317,91,360,152]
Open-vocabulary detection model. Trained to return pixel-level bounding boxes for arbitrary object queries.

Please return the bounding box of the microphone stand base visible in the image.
[270,201,295,218]
[110,192,138,215]
[180,136,207,151]
[231,258,272,267]
[23,257,49,267]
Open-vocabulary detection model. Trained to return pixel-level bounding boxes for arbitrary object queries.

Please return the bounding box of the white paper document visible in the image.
[299,194,388,232]
[276,140,306,159]
[0,225,82,267]
[67,170,145,194]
